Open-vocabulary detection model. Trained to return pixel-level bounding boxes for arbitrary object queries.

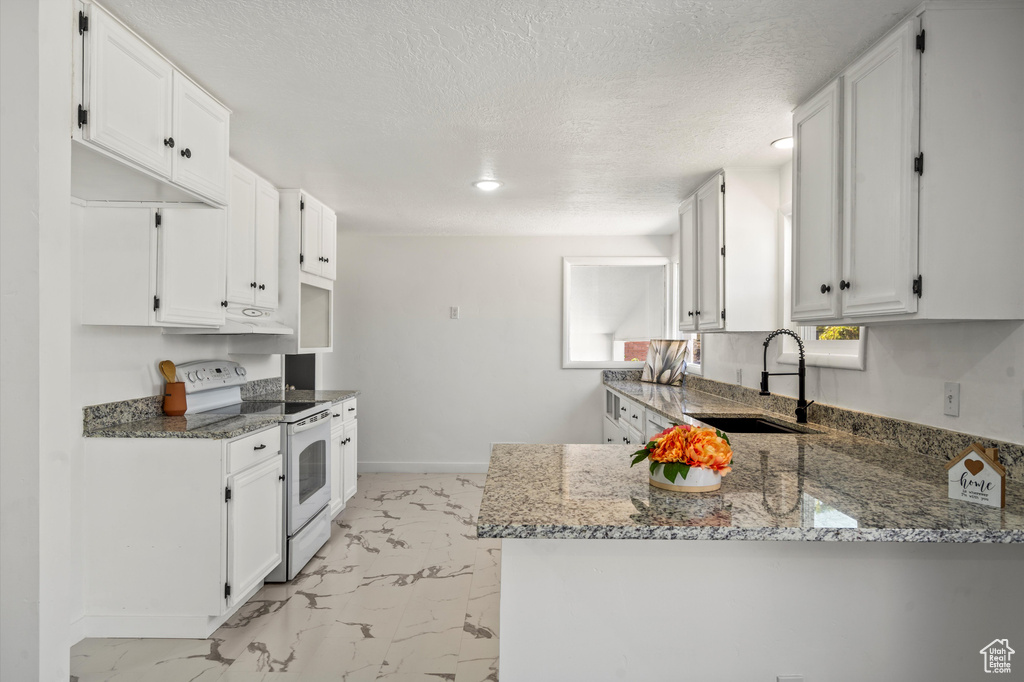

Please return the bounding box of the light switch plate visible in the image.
[944,382,960,417]
[450,306,459,320]
[736,369,742,385]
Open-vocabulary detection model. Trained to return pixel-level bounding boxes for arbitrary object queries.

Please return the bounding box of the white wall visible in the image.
[1,1,73,679]
[322,234,673,471]
[66,204,282,631]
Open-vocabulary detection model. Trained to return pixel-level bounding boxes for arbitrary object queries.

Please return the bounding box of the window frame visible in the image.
[562,256,673,369]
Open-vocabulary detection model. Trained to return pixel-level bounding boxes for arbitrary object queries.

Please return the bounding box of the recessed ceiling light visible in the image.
[771,137,794,150]
[473,180,503,191]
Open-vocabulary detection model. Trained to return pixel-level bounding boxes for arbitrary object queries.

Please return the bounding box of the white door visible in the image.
[85,7,173,177]
[330,424,345,517]
[842,21,919,318]
[792,79,843,322]
[678,197,698,332]
[172,72,230,205]
[253,178,280,308]
[320,207,337,281]
[156,208,227,326]
[226,456,284,608]
[696,174,725,331]
[300,196,324,276]
[343,421,358,502]
[225,162,256,305]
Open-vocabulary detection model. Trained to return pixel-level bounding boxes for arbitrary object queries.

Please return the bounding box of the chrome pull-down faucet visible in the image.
[760,329,814,424]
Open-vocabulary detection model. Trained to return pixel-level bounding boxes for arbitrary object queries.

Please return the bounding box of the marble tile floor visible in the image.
[70,473,500,682]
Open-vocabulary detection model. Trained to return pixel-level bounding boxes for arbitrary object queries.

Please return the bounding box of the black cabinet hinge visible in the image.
[300,199,304,211]
[299,253,304,264]
[721,309,726,320]
[154,212,161,227]
[914,153,924,175]
[916,30,925,53]
[225,486,232,502]
[912,275,923,298]
[77,105,88,128]
[153,296,160,311]
[720,182,725,194]
[720,246,725,256]
[224,583,231,599]
[79,11,89,34]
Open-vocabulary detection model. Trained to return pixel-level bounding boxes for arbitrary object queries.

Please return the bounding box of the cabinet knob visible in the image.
[820,284,831,294]
[695,310,701,315]
[279,474,285,481]
[220,300,227,307]
[163,137,175,148]
[687,311,693,317]
[259,284,265,290]
[180,148,191,159]
[839,280,851,290]
[250,281,257,288]
[607,438,613,442]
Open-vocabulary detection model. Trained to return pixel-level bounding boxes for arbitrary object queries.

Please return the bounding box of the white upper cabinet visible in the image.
[677,196,698,332]
[680,169,780,334]
[156,208,227,326]
[321,207,338,281]
[75,2,230,206]
[300,195,324,277]
[841,22,919,319]
[792,5,1024,324]
[226,161,280,308]
[225,163,257,304]
[695,174,725,332]
[254,177,281,308]
[791,79,842,322]
[85,6,173,177]
[171,73,230,205]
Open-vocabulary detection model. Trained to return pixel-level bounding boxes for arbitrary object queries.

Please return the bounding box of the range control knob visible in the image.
[235,367,246,376]
[186,372,197,382]
[196,369,208,380]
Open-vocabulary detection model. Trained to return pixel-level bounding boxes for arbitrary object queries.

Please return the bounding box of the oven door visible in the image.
[286,412,331,535]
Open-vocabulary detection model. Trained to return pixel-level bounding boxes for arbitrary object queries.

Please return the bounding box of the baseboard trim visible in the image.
[358,461,489,474]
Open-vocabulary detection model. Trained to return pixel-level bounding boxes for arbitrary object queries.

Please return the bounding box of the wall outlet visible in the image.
[735,369,742,385]
[944,382,960,417]
[450,306,460,320]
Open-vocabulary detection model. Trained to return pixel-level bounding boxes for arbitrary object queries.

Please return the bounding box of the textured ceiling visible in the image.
[99,0,919,235]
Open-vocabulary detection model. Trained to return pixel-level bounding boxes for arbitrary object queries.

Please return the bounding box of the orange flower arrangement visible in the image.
[630,424,733,483]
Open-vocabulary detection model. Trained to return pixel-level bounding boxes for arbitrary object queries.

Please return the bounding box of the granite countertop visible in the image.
[84,413,283,440]
[245,389,359,404]
[478,383,1024,543]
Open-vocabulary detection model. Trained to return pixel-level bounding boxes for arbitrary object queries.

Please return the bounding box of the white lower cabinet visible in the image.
[226,455,283,610]
[81,426,283,638]
[330,399,359,517]
[602,416,619,444]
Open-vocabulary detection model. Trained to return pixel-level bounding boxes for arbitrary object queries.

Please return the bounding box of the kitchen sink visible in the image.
[686,415,821,435]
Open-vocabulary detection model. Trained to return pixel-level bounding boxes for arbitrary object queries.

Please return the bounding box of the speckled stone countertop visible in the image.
[84,413,283,440]
[245,389,359,404]
[478,384,1024,543]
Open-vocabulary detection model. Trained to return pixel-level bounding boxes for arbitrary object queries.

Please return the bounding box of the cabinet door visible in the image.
[300,196,324,276]
[172,72,230,205]
[330,426,345,517]
[602,416,619,444]
[226,456,283,608]
[678,197,698,332]
[254,178,281,308]
[792,80,842,322]
[696,174,725,331]
[343,421,358,502]
[225,162,256,305]
[320,207,337,281]
[86,7,173,177]
[156,208,227,326]
[842,21,919,318]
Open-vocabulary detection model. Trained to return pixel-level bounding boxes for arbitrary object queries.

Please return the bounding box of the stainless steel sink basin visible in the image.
[686,415,821,435]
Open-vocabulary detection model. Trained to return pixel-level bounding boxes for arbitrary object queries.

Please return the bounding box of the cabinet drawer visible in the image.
[624,400,645,433]
[339,398,357,422]
[227,426,281,474]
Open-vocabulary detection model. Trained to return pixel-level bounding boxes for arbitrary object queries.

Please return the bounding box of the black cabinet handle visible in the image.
[258,284,265,290]
[840,280,851,290]
[180,148,191,158]
[820,283,831,294]
[333,413,340,418]
[250,281,257,288]
[254,444,267,450]
[348,407,355,412]
[220,300,227,307]
[163,137,175,148]
[325,257,329,263]
[607,438,613,442]
[687,311,693,317]
[278,474,285,481]
[695,310,701,315]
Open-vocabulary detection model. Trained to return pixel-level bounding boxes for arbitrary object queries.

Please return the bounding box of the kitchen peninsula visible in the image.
[479,376,1024,681]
